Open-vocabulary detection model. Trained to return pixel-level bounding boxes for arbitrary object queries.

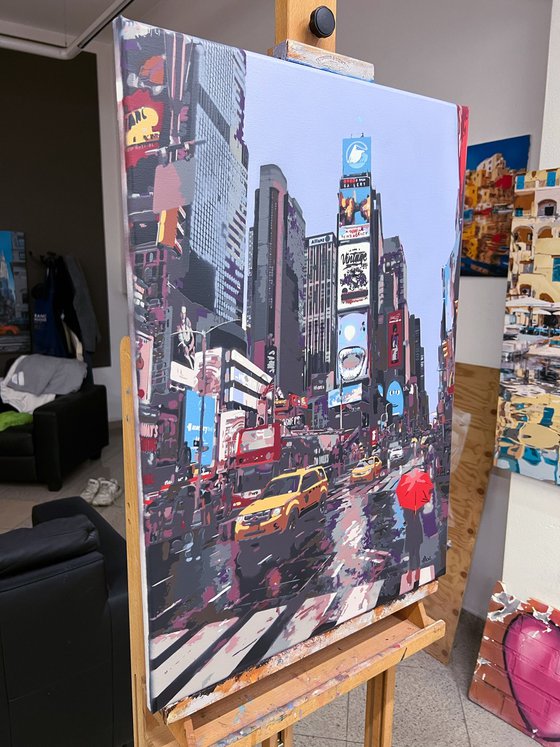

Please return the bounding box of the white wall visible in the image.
[502,0,560,610]
[91,41,129,421]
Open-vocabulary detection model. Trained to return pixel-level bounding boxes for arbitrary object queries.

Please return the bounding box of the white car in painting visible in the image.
[388,443,403,463]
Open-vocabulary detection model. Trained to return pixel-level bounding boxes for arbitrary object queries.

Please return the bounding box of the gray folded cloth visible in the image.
[5,354,87,395]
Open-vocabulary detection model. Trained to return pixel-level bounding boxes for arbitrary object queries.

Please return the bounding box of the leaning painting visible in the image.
[495,168,560,483]
[0,231,30,353]
[115,17,466,712]
[461,135,530,277]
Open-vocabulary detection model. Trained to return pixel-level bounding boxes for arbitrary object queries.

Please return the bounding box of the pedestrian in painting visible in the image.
[201,482,213,528]
[223,471,234,516]
[403,507,423,587]
[181,440,193,478]
[425,444,435,478]
[396,468,434,589]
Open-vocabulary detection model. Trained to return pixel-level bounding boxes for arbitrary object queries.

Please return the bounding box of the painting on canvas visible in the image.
[461,135,530,277]
[469,581,560,745]
[0,231,30,354]
[495,168,560,483]
[115,17,466,711]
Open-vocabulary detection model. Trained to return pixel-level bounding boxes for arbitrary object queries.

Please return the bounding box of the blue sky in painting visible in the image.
[466,134,530,171]
[243,54,460,410]
[0,231,13,265]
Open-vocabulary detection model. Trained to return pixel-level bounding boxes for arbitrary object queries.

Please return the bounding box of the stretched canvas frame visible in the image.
[114,17,466,714]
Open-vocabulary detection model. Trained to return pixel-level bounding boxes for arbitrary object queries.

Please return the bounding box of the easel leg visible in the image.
[364,667,396,747]
[262,726,294,747]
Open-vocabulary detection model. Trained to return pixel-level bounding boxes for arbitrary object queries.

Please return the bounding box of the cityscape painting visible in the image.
[0,231,30,353]
[115,17,466,711]
[461,135,530,277]
[495,168,560,484]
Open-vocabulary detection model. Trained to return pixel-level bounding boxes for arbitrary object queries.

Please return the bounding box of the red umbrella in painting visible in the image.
[396,468,433,512]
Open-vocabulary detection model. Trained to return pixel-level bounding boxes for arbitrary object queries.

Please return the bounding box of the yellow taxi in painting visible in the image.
[234,466,328,541]
[350,455,383,484]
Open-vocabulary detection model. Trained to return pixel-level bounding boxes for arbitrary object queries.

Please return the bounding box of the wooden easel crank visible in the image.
[121,2,445,746]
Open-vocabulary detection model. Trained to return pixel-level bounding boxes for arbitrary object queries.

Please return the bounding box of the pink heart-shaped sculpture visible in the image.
[503,613,560,741]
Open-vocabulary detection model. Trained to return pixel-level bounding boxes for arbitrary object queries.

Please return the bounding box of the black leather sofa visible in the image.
[0,497,133,747]
[0,383,109,490]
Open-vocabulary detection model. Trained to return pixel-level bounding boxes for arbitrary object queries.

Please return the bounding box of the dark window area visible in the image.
[0,48,110,368]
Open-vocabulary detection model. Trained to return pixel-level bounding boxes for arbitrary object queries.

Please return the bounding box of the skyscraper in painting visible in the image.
[303,232,337,389]
[186,43,249,322]
[249,164,306,396]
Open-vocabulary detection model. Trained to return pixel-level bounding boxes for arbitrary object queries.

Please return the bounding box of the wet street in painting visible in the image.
[147,451,446,708]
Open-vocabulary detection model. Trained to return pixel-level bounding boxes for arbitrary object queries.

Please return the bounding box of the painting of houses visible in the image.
[495,168,560,482]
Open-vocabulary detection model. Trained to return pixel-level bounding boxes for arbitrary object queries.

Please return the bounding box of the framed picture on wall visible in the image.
[461,135,530,277]
[0,231,30,354]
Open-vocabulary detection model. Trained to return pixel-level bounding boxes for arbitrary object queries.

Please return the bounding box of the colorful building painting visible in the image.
[461,135,530,277]
[495,168,560,483]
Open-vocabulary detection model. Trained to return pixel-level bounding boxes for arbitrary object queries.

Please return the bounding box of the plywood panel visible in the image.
[424,362,501,663]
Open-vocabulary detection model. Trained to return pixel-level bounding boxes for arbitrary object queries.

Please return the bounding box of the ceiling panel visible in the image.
[0,0,123,37]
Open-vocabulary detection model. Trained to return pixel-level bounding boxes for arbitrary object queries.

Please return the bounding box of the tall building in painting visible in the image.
[249,164,306,396]
[333,136,429,439]
[186,43,249,322]
[10,232,28,325]
[376,235,430,433]
[303,232,337,388]
[333,137,384,433]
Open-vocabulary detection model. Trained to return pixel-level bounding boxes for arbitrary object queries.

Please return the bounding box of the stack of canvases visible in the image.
[469,581,560,744]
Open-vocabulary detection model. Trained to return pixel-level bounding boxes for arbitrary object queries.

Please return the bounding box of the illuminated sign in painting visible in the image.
[337,241,370,310]
[337,311,369,383]
[388,310,403,368]
[342,136,371,176]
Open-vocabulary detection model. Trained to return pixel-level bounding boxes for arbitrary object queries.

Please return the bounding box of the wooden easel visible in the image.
[121,3,445,744]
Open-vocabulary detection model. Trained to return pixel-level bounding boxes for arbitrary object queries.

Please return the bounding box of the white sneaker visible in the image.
[92,478,122,507]
[81,478,100,504]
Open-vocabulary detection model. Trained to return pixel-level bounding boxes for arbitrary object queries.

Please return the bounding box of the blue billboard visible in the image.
[386,380,404,417]
[328,383,363,409]
[184,390,216,467]
[342,137,371,176]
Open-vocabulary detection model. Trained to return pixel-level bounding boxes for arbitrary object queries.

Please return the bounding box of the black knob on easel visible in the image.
[309,6,336,38]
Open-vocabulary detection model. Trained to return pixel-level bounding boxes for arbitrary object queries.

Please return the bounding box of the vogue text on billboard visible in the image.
[337,241,370,310]
[388,310,403,368]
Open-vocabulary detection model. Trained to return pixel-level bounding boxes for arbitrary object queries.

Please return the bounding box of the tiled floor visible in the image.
[0,428,534,747]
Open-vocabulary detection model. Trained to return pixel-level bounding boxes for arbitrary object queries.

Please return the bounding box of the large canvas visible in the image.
[0,231,30,353]
[495,168,560,483]
[461,135,530,277]
[115,17,466,712]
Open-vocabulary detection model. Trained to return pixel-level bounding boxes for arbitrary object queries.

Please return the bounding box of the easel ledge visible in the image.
[146,596,442,747]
